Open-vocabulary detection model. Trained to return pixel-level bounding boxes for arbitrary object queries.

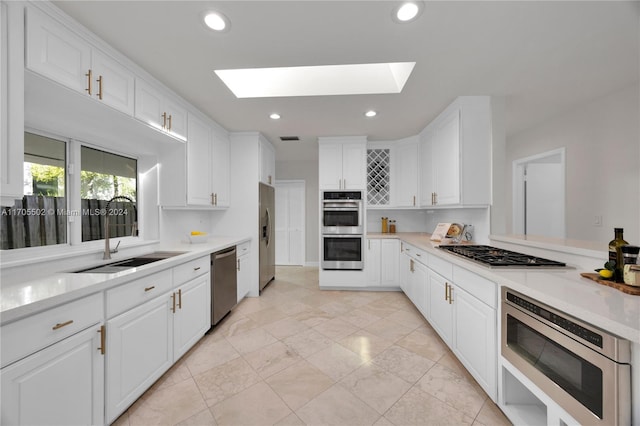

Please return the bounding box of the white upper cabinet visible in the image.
[26,7,134,116]
[367,137,419,208]
[319,136,367,190]
[181,113,229,208]
[25,6,90,94]
[186,114,212,206]
[1,2,24,204]
[91,50,135,115]
[421,96,492,207]
[211,126,230,207]
[392,136,419,207]
[135,78,187,141]
[259,137,276,186]
[431,109,461,205]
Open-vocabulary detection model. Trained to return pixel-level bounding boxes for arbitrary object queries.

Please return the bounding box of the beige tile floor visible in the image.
[113,266,512,426]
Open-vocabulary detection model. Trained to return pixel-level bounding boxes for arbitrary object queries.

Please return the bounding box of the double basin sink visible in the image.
[75,251,186,274]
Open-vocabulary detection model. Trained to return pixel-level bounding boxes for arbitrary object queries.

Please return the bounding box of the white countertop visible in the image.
[0,236,249,325]
[368,232,640,344]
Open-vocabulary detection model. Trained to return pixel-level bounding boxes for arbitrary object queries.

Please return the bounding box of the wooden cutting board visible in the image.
[580,272,640,295]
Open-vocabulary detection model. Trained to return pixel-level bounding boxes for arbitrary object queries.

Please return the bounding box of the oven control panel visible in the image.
[506,291,603,348]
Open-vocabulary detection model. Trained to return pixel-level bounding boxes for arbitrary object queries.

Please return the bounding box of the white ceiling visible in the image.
[53,1,639,161]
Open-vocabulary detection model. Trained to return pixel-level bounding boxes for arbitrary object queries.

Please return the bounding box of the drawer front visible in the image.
[1,292,103,368]
[429,254,453,281]
[173,256,209,285]
[106,271,173,318]
[237,241,250,258]
[401,243,428,265]
[452,266,496,308]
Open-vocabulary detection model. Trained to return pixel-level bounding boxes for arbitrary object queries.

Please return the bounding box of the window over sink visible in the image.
[0,132,139,250]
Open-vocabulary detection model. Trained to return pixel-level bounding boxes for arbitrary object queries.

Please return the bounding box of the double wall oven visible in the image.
[321,191,363,270]
[501,287,631,425]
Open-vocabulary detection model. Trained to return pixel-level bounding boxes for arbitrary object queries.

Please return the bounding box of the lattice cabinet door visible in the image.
[367,148,390,206]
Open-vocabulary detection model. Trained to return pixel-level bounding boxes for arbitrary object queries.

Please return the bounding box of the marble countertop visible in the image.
[367,232,640,343]
[0,236,250,325]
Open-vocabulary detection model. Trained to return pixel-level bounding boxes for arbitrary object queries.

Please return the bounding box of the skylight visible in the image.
[214,62,416,98]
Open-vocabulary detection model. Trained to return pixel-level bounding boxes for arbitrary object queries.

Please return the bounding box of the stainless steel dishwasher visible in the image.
[211,246,237,325]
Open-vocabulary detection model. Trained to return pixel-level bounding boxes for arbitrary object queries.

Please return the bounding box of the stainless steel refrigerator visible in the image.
[259,182,275,291]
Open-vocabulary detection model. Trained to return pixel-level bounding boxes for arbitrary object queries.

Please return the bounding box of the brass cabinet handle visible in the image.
[410,259,414,273]
[85,69,92,95]
[96,75,103,100]
[177,289,182,309]
[214,193,218,205]
[97,325,105,355]
[445,282,449,301]
[171,292,176,313]
[52,320,74,330]
[194,266,201,271]
[211,193,215,205]
[167,114,172,131]
[416,253,421,257]
[144,286,155,292]
[162,112,167,129]
[413,195,416,206]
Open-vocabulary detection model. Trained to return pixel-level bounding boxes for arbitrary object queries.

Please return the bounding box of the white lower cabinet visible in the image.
[106,260,211,424]
[237,241,251,302]
[1,324,105,426]
[427,269,454,346]
[401,248,498,401]
[366,238,400,287]
[106,291,173,424]
[453,284,496,398]
[173,273,211,360]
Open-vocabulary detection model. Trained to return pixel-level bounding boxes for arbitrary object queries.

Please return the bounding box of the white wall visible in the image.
[275,160,319,265]
[505,84,640,244]
[367,209,428,233]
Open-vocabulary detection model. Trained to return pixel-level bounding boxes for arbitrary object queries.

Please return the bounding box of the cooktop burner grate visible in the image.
[437,245,566,267]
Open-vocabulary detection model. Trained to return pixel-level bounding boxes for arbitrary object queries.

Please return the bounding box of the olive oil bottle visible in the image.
[608,228,628,282]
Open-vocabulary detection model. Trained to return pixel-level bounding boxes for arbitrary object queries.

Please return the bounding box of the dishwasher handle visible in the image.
[213,247,236,260]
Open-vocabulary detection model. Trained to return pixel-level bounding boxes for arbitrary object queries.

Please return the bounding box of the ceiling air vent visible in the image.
[280,136,300,141]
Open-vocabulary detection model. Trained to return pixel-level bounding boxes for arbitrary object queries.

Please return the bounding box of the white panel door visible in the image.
[134,78,164,129]
[211,129,230,207]
[318,143,343,189]
[186,115,212,206]
[433,109,460,205]
[1,325,104,426]
[91,50,135,115]
[275,181,305,266]
[173,274,211,360]
[342,143,367,189]
[25,7,91,94]
[394,138,419,207]
[106,295,173,424]
[526,163,565,238]
[365,238,381,286]
[380,239,400,286]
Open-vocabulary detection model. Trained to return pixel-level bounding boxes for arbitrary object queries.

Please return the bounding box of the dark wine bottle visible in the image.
[608,228,628,282]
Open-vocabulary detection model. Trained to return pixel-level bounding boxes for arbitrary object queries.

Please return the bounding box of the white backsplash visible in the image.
[159,209,215,244]
[367,207,491,244]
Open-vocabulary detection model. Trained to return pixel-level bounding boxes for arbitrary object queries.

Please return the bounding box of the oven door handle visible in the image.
[323,207,360,212]
[322,234,363,238]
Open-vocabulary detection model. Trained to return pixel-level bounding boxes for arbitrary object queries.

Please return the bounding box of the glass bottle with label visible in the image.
[608,228,628,282]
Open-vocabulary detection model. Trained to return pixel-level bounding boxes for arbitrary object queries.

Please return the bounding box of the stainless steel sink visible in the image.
[75,251,186,273]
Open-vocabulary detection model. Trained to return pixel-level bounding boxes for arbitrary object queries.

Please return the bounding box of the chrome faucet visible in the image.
[103,195,138,260]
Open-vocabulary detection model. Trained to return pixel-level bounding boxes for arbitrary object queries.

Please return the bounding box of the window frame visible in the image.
[1,129,145,258]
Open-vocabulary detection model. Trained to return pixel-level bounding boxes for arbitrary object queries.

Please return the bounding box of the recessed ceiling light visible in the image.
[270,113,281,120]
[215,62,416,98]
[365,110,377,118]
[394,2,422,23]
[203,11,230,32]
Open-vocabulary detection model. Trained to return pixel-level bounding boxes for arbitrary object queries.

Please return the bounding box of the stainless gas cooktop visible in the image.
[437,245,567,268]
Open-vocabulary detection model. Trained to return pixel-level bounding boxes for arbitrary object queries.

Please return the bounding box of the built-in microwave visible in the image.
[501,288,631,425]
[321,191,363,234]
